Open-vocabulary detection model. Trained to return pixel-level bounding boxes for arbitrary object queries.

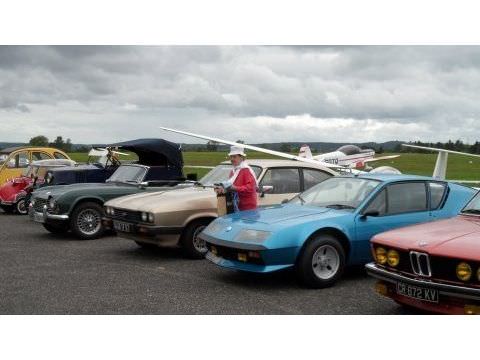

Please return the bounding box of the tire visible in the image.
[135,241,158,250]
[181,218,213,259]
[0,205,14,214]
[295,234,346,289]
[15,198,28,215]
[43,223,69,234]
[70,201,105,240]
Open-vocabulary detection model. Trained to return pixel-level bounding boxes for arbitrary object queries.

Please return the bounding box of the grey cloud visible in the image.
[0,45,480,143]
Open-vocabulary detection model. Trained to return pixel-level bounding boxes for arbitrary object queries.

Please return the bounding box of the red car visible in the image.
[366,190,480,315]
[0,159,75,215]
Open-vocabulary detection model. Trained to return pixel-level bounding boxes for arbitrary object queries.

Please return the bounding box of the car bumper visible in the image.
[103,217,183,246]
[28,205,69,224]
[366,262,480,315]
[200,233,297,273]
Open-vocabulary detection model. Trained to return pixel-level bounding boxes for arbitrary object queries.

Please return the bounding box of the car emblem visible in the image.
[418,240,428,247]
[225,226,232,232]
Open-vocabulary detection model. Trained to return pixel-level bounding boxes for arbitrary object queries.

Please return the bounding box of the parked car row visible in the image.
[1,140,479,315]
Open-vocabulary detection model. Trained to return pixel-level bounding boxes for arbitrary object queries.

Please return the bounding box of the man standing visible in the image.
[215,146,258,212]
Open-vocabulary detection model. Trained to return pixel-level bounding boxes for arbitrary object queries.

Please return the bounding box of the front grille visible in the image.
[33,198,47,212]
[110,208,142,223]
[206,243,264,265]
[409,251,432,277]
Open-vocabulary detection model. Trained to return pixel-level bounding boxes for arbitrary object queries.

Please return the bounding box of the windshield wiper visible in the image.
[462,209,480,215]
[325,204,356,210]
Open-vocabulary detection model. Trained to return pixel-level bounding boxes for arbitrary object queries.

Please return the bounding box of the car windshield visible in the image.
[461,191,480,215]
[290,177,381,209]
[199,164,261,186]
[107,165,147,184]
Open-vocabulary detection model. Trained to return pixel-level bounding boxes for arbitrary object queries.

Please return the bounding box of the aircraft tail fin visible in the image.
[298,145,313,159]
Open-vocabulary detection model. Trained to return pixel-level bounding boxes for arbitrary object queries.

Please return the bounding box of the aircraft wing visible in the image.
[402,144,480,180]
[363,155,400,163]
[159,127,343,169]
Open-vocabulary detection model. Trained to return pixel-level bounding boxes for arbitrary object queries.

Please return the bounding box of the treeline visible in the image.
[28,135,90,153]
[394,140,480,154]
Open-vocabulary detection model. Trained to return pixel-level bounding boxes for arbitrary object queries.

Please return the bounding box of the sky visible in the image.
[1,45,479,145]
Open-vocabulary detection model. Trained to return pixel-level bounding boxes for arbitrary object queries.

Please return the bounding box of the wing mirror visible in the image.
[361,210,380,220]
[259,185,274,198]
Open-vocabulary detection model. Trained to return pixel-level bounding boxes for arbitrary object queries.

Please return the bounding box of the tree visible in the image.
[29,135,49,147]
[206,140,219,151]
[50,136,65,150]
[280,143,292,153]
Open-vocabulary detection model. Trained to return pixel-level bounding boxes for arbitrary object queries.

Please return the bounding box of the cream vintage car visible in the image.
[104,159,337,259]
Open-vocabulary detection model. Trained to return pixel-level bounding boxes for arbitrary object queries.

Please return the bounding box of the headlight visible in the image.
[148,213,154,223]
[30,199,36,207]
[141,212,148,222]
[457,262,472,281]
[375,247,387,265]
[45,173,53,184]
[387,249,400,267]
[234,229,271,243]
[105,206,112,215]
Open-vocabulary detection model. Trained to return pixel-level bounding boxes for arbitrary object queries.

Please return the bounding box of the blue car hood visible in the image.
[227,204,338,226]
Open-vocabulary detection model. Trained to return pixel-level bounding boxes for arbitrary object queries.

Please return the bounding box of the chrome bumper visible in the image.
[365,262,480,301]
[29,205,69,223]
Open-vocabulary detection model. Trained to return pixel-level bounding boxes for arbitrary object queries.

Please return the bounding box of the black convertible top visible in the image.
[108,138,184,169]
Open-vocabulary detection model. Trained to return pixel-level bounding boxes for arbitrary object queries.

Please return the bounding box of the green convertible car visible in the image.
[29,164,189,239]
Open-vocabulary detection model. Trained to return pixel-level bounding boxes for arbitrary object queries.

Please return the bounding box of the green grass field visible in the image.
[67,151,480,182]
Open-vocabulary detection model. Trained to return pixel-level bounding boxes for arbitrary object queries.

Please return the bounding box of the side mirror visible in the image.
[139,181,149,189]
[361,210,380,219]
[259,185,274,197]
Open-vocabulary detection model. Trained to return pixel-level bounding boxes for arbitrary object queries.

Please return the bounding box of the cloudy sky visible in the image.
[1,45,479,145]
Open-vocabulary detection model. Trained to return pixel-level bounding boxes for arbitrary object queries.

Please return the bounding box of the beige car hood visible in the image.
[105,186,217,213]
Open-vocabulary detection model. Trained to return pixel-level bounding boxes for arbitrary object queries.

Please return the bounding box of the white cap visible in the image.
[228,145,246,157]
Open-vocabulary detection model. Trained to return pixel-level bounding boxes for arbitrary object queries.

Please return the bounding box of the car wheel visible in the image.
[70,202,105,240]
[0,205,14,214]
[15,198,28,215]
[43,223,69,234]
[181,219,213,259]
[295,234,346,288]
[134,241,158,250]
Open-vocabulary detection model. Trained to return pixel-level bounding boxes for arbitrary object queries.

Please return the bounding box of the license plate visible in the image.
[113,221,132,233]
[397,282,439,303]
[33,212,45,223]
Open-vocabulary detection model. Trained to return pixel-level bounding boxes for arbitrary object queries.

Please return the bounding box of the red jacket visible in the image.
[230,168,258,211]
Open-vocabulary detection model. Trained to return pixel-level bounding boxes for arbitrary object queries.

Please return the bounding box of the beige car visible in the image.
[104,159,337,258]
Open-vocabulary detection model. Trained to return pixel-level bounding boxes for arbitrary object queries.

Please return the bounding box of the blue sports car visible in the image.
[199,174,476,288]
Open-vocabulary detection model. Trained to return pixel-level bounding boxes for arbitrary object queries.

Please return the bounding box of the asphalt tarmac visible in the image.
[0,210,415,314]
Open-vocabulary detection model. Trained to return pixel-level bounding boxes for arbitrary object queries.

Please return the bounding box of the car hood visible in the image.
[373,215,480,259]
[32,182,135,199]
[105,185,215,212]
[225,203,340,226]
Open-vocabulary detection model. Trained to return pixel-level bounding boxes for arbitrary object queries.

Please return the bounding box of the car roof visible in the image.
[0,146,64,154]
[351,173,441,182]
[220,159,337,174]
